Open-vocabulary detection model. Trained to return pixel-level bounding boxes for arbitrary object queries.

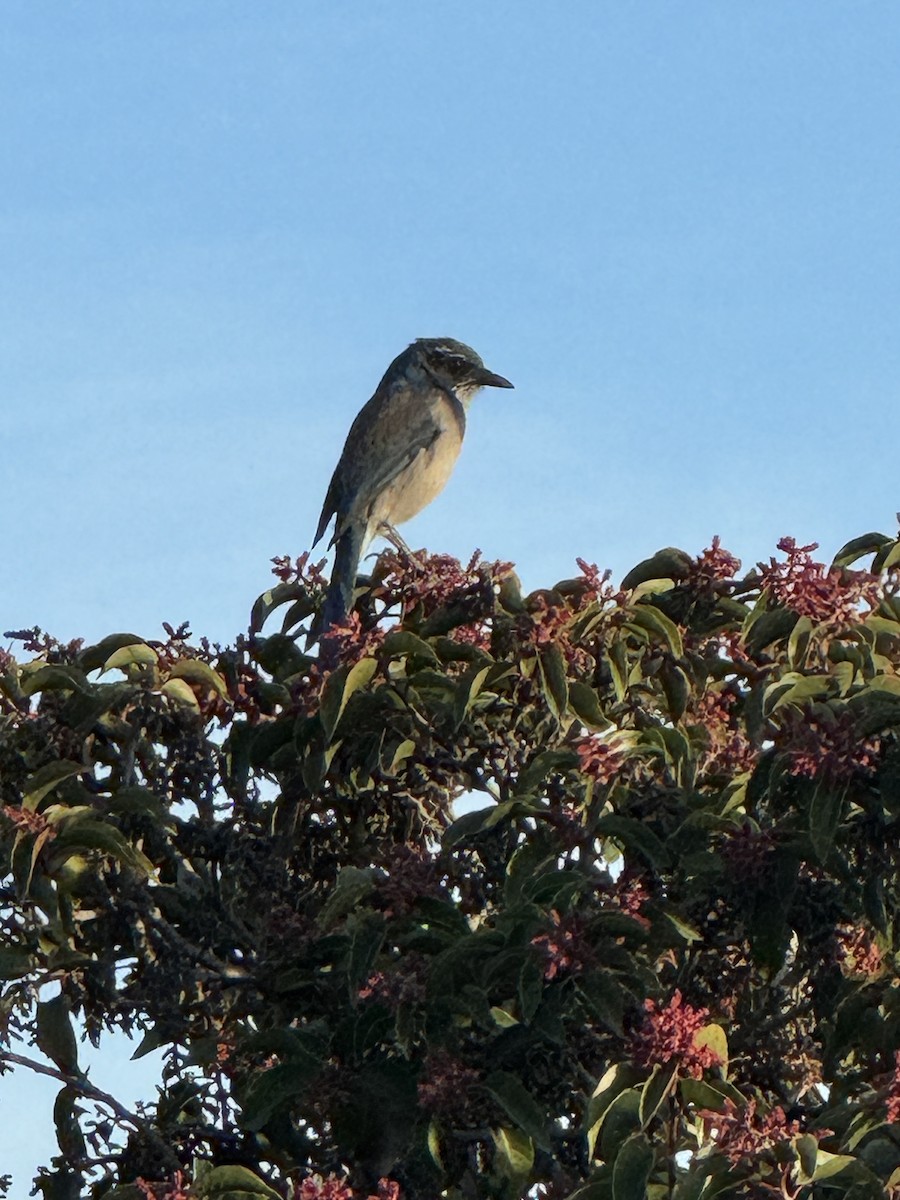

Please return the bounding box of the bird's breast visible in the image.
[370,394,465,529]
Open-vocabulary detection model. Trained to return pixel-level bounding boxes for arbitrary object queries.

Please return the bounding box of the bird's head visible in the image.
[393,337,514,404]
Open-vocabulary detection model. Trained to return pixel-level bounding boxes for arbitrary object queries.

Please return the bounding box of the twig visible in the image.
[0,1050,144,1131]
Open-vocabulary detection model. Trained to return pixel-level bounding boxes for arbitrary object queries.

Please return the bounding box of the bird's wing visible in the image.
[312,469,340,547]
[335,385,464,530]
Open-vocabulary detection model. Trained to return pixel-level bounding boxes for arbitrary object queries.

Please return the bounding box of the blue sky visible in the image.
[3,1,900,1186]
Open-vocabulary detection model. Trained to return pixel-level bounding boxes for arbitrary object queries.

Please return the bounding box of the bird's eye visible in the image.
[442,355,471,377]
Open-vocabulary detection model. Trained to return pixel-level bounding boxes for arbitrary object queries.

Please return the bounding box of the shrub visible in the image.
[3,530,900,1199]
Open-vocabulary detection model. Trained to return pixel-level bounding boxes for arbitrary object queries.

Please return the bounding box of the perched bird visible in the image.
[313,337,513,632]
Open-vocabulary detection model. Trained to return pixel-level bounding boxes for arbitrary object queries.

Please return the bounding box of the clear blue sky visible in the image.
[4,1,900,1186]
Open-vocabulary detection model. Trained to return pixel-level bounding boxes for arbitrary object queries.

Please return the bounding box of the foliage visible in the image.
[4,529,900,1198]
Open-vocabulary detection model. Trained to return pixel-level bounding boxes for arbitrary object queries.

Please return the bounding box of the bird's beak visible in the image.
[477,367,514,389]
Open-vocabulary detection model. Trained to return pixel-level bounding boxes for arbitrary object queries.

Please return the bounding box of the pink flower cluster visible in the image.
[835,925,883,978]
[758,537,881,630]
[135,1174,189,1200]
[692,536,742,585]
[575,559,616,599]
[720,823,775,882]
[297,1175,399,1200]
[886,1052,900,1124]
[779,706,879,783]
[319,610,387,667]
[631,990,724,1079]
[576,736,624,786]
[271,551,329,589]
[376,845,446,918]
[531,910,593,980]
[357,956,427,1010]
[417,1050,480,1116]
[610,872,651,928]
[700,1099,802,1166]
[691,687,754,779]
[381,548,509,627]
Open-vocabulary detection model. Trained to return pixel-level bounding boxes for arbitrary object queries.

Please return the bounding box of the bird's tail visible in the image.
[321,522,365,634]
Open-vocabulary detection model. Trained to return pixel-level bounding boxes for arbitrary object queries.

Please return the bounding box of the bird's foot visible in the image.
[378,523,425,569]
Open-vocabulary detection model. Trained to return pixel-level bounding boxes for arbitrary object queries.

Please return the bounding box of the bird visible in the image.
[313,337,513,634]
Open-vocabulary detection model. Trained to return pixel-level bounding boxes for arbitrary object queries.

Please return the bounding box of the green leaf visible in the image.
[443,805,497,846]
[743,604,798,654]
[612,1131,654,1200]
[515,748,579,798]
[605,640,628,703]
[52,819,154,876]
[249,581,310,636]
[538,643,569,722]
[79,633,147,672]
[809,781,845,864]
[787,615,814,669]
[621,548,693,590]
[161,677,201,711]
[319,656,378,741]
[874,539,900,574]
[483,1070,550,1150]
[36,994,79,1073]
[810,1150,858,1182]
[452,663,493,729]
[386,737,416,774]
[628,603,684,658]
[240,1062,319,1132]
[595,814,671,870]
[427,1119,443,1169]
[598,1089,642,1163]
[347,914,385,989]
[569,680,612,729]
[848,687,900,735]
[168,657,228,698]
[194,1164,281,1199]
[578,971,626,1036]
[679,1076,745,1111]
[130,1025,170,1060]
[639,1062,678,1128]
[693,1023,728,1075]
[492,1125,535,1179]
[766,673,834,713]
[103,642,158,671]
[382,630,440,664]
[20,664,89,697]
[832,532,893,569]
[661,910,702,943]
[252,632,313,678]
[661,662,691,721]
[22,761,87,812]
[866,670,900,693]
[518,957,543,1022]
[0,945,37,980]
[317,865,376,927]
[586,1064,641,1157]
[53,1084,86,1160]
[794,1133,819,1183]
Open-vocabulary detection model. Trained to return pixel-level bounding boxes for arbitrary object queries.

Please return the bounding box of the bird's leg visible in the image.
[378,522,426,569]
